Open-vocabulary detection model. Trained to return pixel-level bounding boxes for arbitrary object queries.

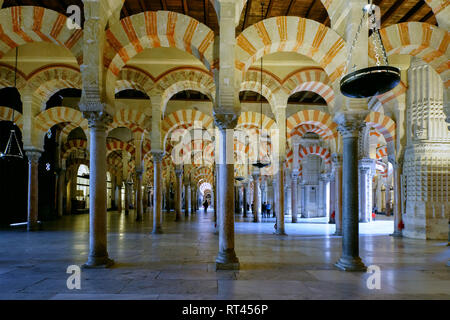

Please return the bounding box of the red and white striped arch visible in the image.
[27,66,82,113]
[376,145,388,160]
[61,139,87,160]
[153,68,215,113]
[162,109,214,148]
[298,145,332,165]
[106,138,135,156]
[283,68,335,108]
[364,112,396,145]
[240,69,282,108]
[115,67,155,95]
[236,17,347,85]
[34,107,86,136]
[287,110,338,141]
[372,22,449,87]
[0,6,83,63]
[109,108,148,134]
[104,11,215,102]
[0,106,23,130]
[0,64,26,89]
[288,123,332,142]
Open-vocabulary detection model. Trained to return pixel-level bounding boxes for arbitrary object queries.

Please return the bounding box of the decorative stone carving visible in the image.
[82,111,113,129]
[213,113,238,130]
[336,119,366,139]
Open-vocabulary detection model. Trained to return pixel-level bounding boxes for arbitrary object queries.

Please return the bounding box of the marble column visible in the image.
[242,183,248,217]
[25,149,42,231]
[275,162,286,235]
[252,172,260,222]
[152,151,164,234]
[332,154,343,235]
[299,182,305,218]
[291,172,299,223]
[191,184,196,213]
[391,160,403,237]
[110,176,116,210]
[175,168,183,221]
[214,114,239,270]
[359,159,375,222]
[335,119,366,272]
[125,181,130,215]
[117,182,122,212]
[385,183,391,216]
[83,112,114,268]
[135,169,143,221]
[57,161,66,217]
[184,182,190,216]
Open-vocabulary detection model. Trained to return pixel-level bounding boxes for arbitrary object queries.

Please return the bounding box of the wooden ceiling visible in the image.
[2,0,438,32]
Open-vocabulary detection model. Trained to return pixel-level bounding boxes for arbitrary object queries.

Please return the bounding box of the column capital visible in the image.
[331,153,343,167]
[151,151,164,162]
[83,111,113,129]
[213,113,238,130]
[175,169,183,177]
[337,120,366,138]
[24,148,43,163]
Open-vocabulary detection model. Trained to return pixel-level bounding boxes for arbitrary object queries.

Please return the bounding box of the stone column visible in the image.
[152,151,164,234]
[252,172,260,222]
[135,169,143,221]
[57,160,66,217]
[242,182,248,217]
[359,159,375,222]
[214,114,239,270]
[335,119,366,271]
[117,181,122,212]
[332,154,343,235]
[299,182,305,218]
[275,162,286,235]
[385,183,392,216]
[83,112,114,268]
[25,149,42,231]
[191,184,196,213]
[175,168,183,221]
[110,176,116,210]
[391,160,403,237]
[125,181,131,215]
[291,171,299,223]
[184,181,190,216]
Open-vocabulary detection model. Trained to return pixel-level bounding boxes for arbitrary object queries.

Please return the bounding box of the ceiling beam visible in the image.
[399,0,425,23]
[160,0,167,11]
[399,1,425,23]
[204,0,209,25]
[242,0,252,32]
[265,0,273,19]
[182,0,188,16]
[138,0,147,13]
[381,0,405,24]
[286,0,296,16]
[305,0,317,19]
[419,10,434,23]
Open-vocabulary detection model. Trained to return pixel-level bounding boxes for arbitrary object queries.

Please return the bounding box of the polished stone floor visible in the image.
[0,209,449,300]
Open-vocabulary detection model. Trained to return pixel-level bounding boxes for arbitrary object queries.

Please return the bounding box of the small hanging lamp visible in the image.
[1,47,24,160]
[252,2,271,169]
[340,1,400,98]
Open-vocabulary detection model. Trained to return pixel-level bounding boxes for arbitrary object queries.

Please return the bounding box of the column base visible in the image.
[335,256,366,272]
[83,256,114,269]
[27,221,41,231]
[175,214,181,222]
[390,231,403,238]
[274,230,287,236]
[215,249,240,271]
[334,229,343,236]
[152,226,163,234]
[447,260,450,267]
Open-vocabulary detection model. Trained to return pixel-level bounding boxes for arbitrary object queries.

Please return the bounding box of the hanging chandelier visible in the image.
[340,1,400,98]
[1,47,24,160]
[252,2,271,169]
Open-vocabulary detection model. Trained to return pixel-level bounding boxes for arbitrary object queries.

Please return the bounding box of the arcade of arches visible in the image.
[0,0,449,299]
